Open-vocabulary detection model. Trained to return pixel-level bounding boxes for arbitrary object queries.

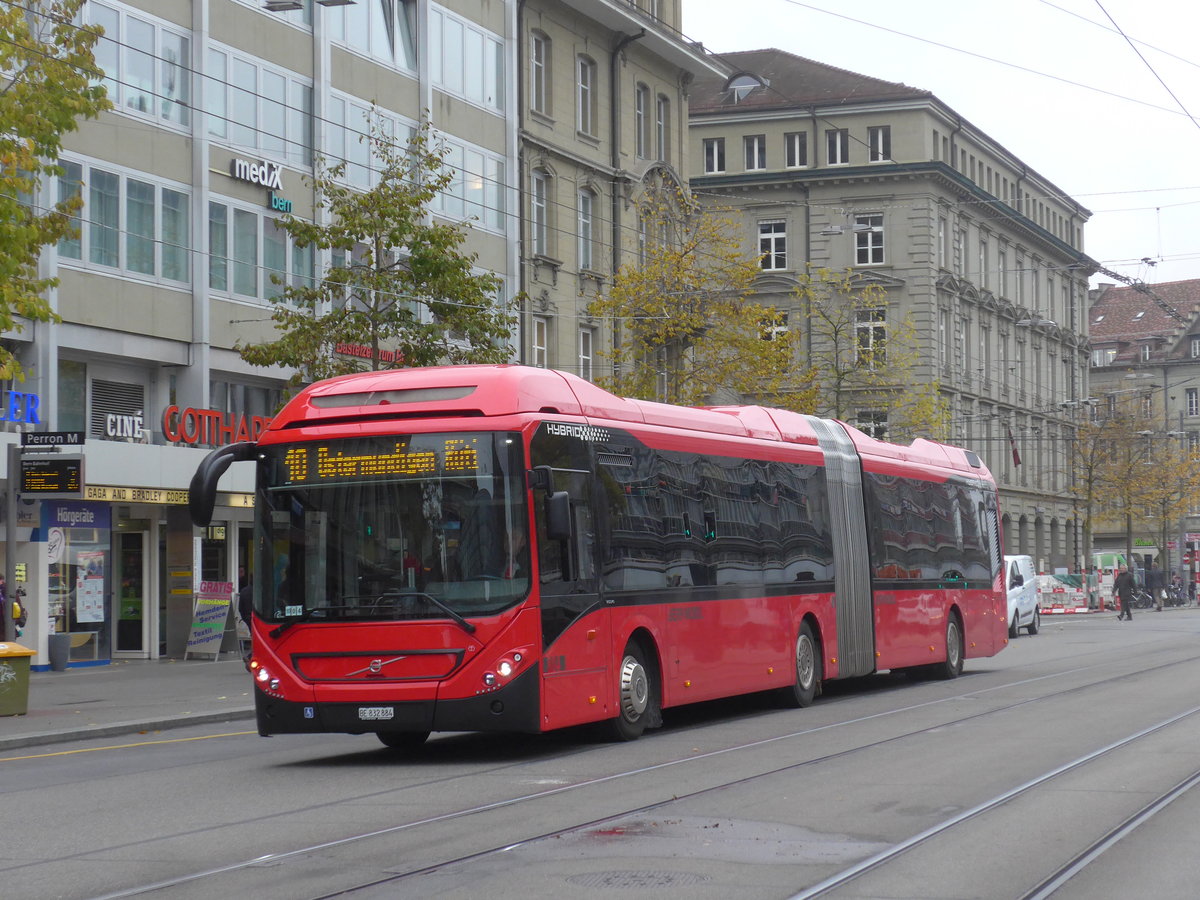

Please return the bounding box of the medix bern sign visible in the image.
[162,406,270,446]
[230,157,283,191]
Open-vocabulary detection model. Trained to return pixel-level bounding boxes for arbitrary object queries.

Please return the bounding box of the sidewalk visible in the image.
[0,657,256,752]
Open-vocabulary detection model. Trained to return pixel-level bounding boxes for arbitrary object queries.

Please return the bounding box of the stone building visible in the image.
[516,0,722,378]
[1088,279,1200,575]
[688,48,1097,570]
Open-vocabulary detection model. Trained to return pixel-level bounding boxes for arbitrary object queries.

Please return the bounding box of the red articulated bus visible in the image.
[189,365,1007,750]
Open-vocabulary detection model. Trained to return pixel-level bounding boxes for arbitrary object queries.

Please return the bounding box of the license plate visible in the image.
[358,706,394,721]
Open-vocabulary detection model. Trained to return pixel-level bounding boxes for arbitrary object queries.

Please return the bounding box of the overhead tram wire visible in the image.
[0,33,775,306]
[20,0,1200,236]
[1092,0,1200,137]
[13,4,1191,314]
[15,1,1200,283]
[772,0,1187,119]
[1040,0,1200,74]
[7,3,825,288]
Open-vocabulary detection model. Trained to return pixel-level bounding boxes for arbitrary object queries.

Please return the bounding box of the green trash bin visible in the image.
[0,642,35,717]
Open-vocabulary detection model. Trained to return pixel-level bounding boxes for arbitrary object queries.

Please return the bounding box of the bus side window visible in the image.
[574,501,595,582]
[533,481,593,586]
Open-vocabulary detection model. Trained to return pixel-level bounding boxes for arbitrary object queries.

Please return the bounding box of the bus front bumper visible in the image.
[254,665,541,736]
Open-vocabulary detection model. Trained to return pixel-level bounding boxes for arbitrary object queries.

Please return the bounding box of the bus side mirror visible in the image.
[528,466,555,492]
[545,491,571,541]
[189,441,257,527]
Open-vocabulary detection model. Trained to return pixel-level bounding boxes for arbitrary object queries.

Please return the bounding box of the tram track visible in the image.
[87,643,1200,899]
[1020,765,1200,900]
[789,705,1200,899]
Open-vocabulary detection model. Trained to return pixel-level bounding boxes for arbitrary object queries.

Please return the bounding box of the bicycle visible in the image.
[1131,589,1156,609]
[1164,585,1189,607]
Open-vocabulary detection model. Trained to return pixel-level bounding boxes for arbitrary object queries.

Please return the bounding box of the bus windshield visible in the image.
[256,432,529,625]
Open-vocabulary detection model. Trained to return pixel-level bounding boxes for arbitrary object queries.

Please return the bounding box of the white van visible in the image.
[1005,555,1040,637]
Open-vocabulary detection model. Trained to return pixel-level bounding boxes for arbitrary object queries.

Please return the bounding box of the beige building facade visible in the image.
[6,0,524,667]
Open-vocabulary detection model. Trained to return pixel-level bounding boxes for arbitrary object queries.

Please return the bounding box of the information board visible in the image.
[20,455,84,497]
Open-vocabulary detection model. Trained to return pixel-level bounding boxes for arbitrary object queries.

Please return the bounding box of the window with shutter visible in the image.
[90,379,146,442]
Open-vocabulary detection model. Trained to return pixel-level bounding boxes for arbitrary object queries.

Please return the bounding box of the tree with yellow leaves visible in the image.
[1064,412,1113,565]
[796,265,949,442]
[1139,435,1200,577]
[588,175,815,408]
[1080,396,1200,568]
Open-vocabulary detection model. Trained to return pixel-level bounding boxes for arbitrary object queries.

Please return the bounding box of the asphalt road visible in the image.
[3,609,1199,900]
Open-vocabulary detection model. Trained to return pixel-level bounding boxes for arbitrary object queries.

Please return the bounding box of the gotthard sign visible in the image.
[162,405,270,446]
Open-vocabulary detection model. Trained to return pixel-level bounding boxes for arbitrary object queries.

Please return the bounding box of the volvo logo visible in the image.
[347,655,407,677]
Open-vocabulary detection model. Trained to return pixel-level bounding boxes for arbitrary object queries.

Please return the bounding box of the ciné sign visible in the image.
[162,406,271,446]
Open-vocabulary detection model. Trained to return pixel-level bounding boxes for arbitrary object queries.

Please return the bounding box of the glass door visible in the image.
[114,531,148,655]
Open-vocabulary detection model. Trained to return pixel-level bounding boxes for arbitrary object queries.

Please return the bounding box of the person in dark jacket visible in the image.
[1114,564,1135,621]
[237,575,253,669]
[1146,561,1165,611]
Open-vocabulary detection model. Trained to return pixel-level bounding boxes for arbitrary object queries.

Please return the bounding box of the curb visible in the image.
[0,708,256,753]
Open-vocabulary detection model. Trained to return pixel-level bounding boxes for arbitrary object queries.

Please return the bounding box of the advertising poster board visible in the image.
[185,582,233,660]
[75,550,106,624]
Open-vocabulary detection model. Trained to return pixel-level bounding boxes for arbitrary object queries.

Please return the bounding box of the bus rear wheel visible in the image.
[935,613,964,680]
[377,731,429,752]
[777,621,820,708]
[606,642,657,741]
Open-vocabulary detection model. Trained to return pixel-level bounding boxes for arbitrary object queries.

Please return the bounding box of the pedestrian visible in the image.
[0,574,7,640]
[1146,561,1165,611]
[1113,563,1135,621]
[237,575,253,670]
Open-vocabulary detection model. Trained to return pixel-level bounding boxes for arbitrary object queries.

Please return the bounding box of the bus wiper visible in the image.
[268,606,325,638]
[382,591,477,634]
[266,599,363,638]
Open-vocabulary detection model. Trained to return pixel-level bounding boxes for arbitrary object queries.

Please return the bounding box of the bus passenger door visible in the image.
[530,425,608,730]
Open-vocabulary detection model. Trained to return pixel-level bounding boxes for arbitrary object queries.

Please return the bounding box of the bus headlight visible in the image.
[254,666,281,692]
[497,660,513,678]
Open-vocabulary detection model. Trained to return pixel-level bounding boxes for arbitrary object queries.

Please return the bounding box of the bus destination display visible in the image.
[283,439,481,484]
[20,455,84,496]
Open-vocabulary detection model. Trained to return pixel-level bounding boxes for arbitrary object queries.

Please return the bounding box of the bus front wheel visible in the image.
[606,642,657,741]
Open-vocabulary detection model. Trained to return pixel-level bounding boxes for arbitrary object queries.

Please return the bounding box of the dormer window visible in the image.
[727,73,765,103]
[1140,343,1152,362]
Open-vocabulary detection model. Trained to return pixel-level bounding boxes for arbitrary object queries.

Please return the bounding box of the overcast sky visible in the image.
[683,0,1200,289]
